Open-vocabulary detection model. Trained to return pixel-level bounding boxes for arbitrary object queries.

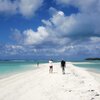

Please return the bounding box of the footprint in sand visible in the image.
[95,93,100,96]
[91,97,95,100]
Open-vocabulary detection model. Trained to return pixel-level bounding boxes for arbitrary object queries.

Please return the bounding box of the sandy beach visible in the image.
[0,62,100,100]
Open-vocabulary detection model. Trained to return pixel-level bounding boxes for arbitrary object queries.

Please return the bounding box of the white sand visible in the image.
[89,71,100,84]
[0,62,100,100]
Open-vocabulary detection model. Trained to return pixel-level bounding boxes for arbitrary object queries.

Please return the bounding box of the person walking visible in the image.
[61,59,66,74]
[49,59,53,73]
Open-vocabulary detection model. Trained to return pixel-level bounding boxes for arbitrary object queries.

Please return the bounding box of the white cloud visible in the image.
[0,0,18,14]
[56,0,100,13]
[8,0,100,58]
[42,6,100,40]
[37,6,100,56]
[19,0,43,17]
[12,6,100,47]
[22,26,48,45]
[4,44,25,55]
[90,37,100,43]
[57,11,64,16]
[0,0,43,17]
[12,26,49,45]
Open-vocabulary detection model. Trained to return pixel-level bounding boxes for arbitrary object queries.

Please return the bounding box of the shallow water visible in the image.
[0,61,37,77]
[72,60,100,73]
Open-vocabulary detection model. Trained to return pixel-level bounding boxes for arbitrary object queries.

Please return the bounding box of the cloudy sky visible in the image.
[0,0,100,60]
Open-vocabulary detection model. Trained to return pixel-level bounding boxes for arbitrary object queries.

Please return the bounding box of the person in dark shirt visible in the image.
[61,60,66,74]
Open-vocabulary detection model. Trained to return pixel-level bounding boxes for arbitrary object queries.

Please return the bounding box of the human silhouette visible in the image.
[61,60,66,74]
[37,62,39,67]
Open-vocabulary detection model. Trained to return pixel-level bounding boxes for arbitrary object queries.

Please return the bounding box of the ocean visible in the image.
[0,61,38,78]
[72,60,100,73]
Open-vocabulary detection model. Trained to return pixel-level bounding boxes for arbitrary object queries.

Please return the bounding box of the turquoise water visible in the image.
[72,60,100,72]
[0,61,38,77]
[0,60,100,78]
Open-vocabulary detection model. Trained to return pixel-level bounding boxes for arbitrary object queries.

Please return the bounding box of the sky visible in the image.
[0,0,100,60]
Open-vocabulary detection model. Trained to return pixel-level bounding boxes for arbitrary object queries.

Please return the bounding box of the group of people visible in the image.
[49,59,66,74]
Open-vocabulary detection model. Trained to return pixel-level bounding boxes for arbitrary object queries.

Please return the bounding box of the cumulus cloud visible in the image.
[11,6,100,58]
[43,7,100,39]
[40,5,100,57]
[23,26,48,45]
[56,0,100,13]
[12,26,48,45]
[54,0,100,46]
[0,0,18,14]
[19,0,43,17]
[0,0,43,17]
[6,0,100,59]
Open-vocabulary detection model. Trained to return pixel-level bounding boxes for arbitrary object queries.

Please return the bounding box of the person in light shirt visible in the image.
[49,59,53,73]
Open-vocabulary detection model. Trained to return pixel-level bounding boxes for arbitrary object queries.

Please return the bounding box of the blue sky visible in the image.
[0,0,100,60]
